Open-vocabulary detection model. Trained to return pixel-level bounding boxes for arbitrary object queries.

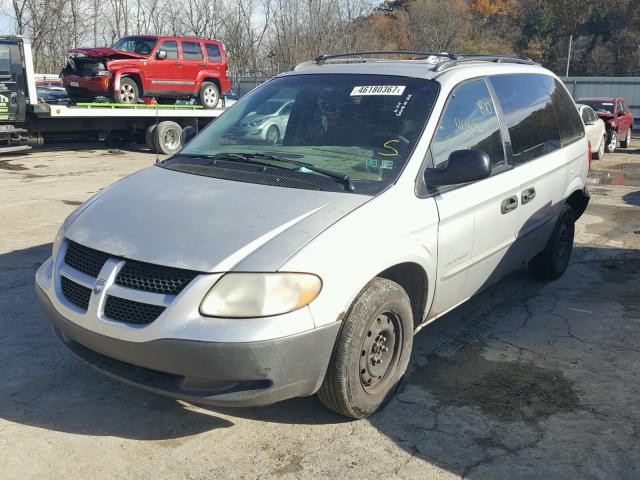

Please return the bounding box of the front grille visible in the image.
[104,296,166,325]
[64,241,110,278]
[61,276,92,310]
[115,260,198,295]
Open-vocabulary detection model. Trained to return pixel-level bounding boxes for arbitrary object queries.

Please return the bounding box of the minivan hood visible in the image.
[64,166,369,272]
[69,47,146,60]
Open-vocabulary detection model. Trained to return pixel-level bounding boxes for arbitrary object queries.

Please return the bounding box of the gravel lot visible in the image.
[1,143,639,479]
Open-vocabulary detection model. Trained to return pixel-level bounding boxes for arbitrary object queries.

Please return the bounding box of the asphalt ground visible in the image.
[1,142,639,479]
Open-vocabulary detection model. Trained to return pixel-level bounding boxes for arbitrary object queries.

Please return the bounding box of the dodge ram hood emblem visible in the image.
[93,278,106,294]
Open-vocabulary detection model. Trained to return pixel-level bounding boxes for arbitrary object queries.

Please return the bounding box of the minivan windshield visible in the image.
[169,74,439,193]
[112,36,157,55]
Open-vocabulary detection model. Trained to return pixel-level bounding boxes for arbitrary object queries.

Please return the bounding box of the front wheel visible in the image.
[265,125,280,145]
[114,77,139,104]
[620,129,632,149]
[199,82,219,109]
[318,278,413,419]
[606,131,617,153]
[528,204,575,281]
[593,134,606,160]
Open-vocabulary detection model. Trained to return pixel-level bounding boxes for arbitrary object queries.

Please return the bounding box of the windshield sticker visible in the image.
[378,139,400,157]
[351,85,406,96]
[381,160,394,169]
[365,158,378,168]
[394,93,413,116]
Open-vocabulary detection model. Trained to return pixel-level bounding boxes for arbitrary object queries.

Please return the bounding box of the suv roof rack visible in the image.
[295,51,458,70]
[432,54,537,72]
[294,51,537,72]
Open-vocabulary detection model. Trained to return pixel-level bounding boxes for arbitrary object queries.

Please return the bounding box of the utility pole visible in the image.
[565,34,573,77]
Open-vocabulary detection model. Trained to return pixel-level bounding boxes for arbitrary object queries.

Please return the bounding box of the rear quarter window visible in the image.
[490,73,561,164]
[206,43,222,62]
[548,78,584,146]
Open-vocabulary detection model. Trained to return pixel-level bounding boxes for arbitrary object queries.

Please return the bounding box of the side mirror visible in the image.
[180,126,197,146]
[156,50,167,60]
[424,150,492,187]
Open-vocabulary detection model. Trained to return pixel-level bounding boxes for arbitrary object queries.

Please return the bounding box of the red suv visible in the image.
[577,97,634,153]
[61,35,231,108]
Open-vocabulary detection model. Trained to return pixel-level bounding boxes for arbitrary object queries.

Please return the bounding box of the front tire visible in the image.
[593,134,606,159]
[528,204,575,281]
[606,131,617,153]
[620,129,632,149]
[265,125,280,145]
[114,77,140,104]
[318,278,413,419]
[199,82,219,109]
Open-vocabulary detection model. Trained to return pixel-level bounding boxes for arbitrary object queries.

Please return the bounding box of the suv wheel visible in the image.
[199,82,219,109]
[620,129,632,149]
[593,134,606,160]
[606,131,617,153]
[114,77,139,104]
[528,204,575,281]
[318,278,413,419]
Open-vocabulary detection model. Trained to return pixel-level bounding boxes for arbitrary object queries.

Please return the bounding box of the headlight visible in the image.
[200,273,322,318]
[52,224,65,259]
[248,118,266,127]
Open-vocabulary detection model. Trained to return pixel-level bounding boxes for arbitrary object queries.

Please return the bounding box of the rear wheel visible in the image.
[199,82,219,109]
[318,278,413,419]
[620,129,632,149]
[154,121,182,155]
[593,134,606,159]
[606,131,617,153]
[528,204,575,281]
[114,77,139,104]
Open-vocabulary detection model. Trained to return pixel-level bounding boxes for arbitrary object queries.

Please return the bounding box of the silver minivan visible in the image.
[36,53,589,418]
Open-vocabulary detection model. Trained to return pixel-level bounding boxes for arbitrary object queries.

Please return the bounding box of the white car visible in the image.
[233,99,293,144]
[36,53,590,418]
[577,103,607,159]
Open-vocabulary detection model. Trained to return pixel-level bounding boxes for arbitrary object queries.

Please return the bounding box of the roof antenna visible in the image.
[154,100,160,163]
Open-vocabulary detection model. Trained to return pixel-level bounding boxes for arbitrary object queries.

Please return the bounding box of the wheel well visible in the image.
[201,77,221,92]
[121,74,143,95]
[566,189,589,220]
[378,263,428,328]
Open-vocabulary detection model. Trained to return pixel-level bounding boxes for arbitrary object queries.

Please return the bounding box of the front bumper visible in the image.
[36,284,341,407]
[63,74,111,96]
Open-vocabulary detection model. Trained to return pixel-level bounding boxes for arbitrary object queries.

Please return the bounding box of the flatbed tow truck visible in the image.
[0,36,226,155]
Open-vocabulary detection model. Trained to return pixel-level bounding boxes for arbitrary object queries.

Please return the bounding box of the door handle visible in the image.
[174,61,182,66]
[521,187,536,205]
[501,195,518,214]
[199,62,206,66]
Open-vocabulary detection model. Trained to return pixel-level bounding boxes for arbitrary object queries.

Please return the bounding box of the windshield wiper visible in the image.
[177,153,273,168]
[236,152,356,191]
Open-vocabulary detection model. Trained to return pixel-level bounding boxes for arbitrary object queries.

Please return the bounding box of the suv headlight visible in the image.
[200,273,322,318]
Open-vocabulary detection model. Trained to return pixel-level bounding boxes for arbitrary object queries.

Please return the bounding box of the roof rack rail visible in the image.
[433,55,537,72]
[294,51,459,70]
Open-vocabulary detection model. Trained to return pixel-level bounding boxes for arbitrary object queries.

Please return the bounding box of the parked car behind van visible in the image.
[61,35,231,108]
[577,104,607,159]
[577,97,633,153]
[37,52,589,418]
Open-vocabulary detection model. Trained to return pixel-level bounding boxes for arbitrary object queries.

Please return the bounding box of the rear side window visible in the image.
[431,79,505,168]
[182,41,203,60]
[548,78,584,145]
[205,43,222,62]
[490,74,560,164]
[159,40,178,59]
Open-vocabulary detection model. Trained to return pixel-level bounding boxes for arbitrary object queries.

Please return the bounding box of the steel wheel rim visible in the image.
[120,83,135,103]
[203,87,218,106]
[163,128,179,150]
[359,311,402,395]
